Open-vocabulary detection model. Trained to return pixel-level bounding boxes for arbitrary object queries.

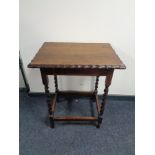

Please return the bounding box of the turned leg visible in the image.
[54,75,59,103]
[96,115,103,128]
[93,76,102,128]
[100,70,114,115]
[96,70,114,128]
[54,75,59,93]
[40,69,54,128]
[94,76,99,94]
[91,76,99,102]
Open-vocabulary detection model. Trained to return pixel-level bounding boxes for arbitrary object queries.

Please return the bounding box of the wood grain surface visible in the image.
[28,42,126,69]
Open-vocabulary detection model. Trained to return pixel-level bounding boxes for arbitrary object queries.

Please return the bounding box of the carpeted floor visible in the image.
[19,91,135,155]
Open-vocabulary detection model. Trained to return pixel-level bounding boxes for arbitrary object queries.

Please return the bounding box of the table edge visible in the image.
[28,63,126,69]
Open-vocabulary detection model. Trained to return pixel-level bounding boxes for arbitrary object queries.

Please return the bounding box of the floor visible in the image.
[19,91,135,155]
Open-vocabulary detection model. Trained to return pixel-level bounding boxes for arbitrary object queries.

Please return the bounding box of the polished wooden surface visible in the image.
[28,42,125,69]
[28,42,126,128]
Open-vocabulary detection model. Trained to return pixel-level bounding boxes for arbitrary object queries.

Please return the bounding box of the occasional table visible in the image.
[28,42,126,128]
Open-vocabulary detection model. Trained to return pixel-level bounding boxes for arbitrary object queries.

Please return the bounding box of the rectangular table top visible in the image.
[28,42,126,69]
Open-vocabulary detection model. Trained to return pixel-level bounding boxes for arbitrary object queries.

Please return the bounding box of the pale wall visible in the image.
[20,0,135,95]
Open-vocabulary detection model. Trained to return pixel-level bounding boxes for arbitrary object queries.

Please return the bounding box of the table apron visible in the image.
[40,68,114,76]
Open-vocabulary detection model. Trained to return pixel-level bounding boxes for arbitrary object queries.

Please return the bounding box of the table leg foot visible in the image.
[49,118,55,128]
[96,116,102,128]
[96,124,100,128]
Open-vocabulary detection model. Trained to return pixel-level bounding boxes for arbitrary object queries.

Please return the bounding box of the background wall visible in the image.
[19,0,135,95]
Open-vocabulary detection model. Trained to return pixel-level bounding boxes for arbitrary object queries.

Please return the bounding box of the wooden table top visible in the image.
[28,42,126,69]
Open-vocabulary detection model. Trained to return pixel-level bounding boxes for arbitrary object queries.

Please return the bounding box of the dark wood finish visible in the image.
[28,42,126,128]
[50,94,57,128]
[40,68,114,76]
[54,75,59,93]
[94,76,99,94]
[58,91,94,97]
[100,70,114,115]
[28,42,126,69]
[52,116,98,121]
[51,94,57,113]
[96,71,114,128]
[95,94,101,113]
[40,70,54,128]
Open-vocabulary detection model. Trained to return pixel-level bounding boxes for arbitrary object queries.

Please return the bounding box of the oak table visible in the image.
[28,42,126,128]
